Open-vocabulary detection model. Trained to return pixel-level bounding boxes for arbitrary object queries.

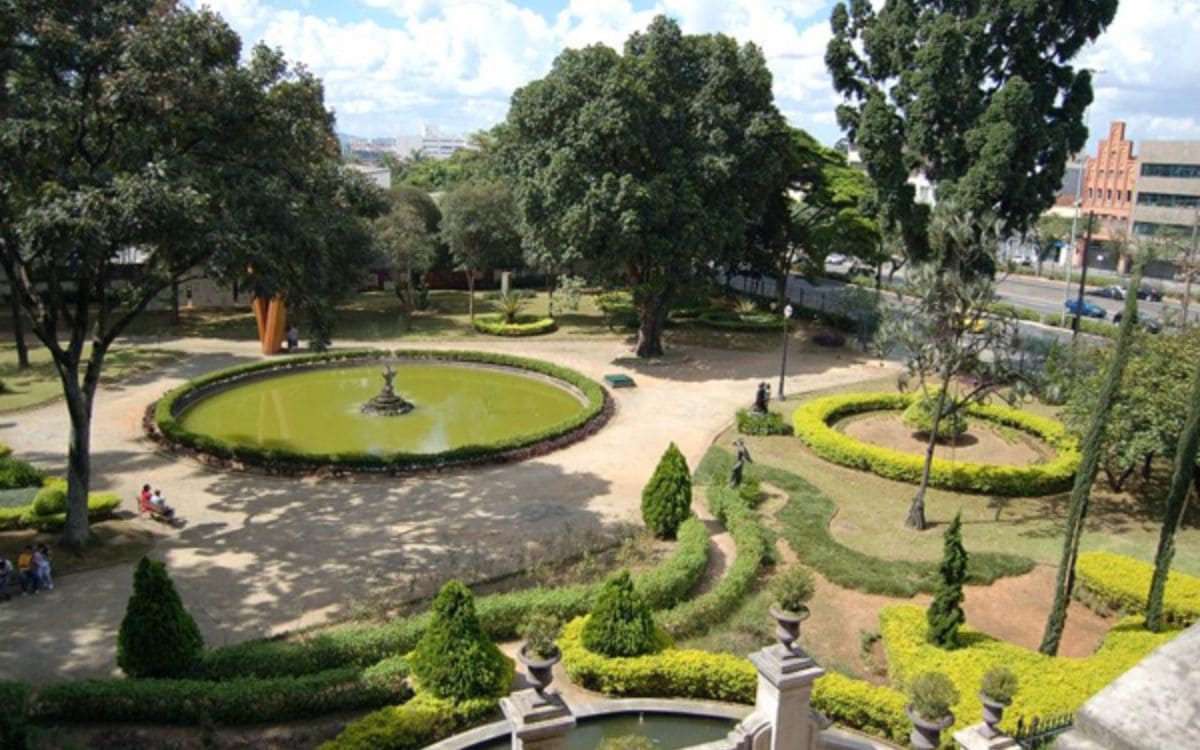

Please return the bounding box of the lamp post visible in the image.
[1061,68,1106,327]
[778,303,793,399]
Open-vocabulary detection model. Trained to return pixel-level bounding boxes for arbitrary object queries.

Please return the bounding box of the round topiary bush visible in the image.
[408,580,513,701]
[641,443,692,539]
[0,456,47,490]
[582,571,660,658]
[472,313,557,337]
[117,557,204,678]
[901,397,968,442]
[31,479,68,516]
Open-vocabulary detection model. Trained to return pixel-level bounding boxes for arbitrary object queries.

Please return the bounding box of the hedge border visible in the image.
[149,349,610,476]
[471,314,557,337]
[1076,551,1200,627]
[792,393,1080,496]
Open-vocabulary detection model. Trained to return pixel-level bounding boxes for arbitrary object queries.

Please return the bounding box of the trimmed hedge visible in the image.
[658,483,769,639]
[472,313,557,337]
[698,311,782,331]
[696,447,1033,597]
[31,657,412,725]
[560,617,754,702]
[153,349,607,474]
[792,393,1080,496]
[1076,551,1200,627]
[0,455,44,490]
[634,516,710,609]
[811,673,908,745]
[880,605,1179,737]
[0,477,122,532]
[317,692,497,750]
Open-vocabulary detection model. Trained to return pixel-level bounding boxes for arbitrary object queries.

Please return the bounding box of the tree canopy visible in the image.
[499,16,789,357]
[826,0,1117,263]
[0,0,379,547]
[439,180,522,320]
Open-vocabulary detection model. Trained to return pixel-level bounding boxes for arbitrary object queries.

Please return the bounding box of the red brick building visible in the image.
[1078,121,1138,268]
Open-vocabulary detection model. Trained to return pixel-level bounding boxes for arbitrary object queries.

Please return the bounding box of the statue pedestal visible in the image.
[501,689,575,750]
[748,645,826,750]
[953,724,1019,750]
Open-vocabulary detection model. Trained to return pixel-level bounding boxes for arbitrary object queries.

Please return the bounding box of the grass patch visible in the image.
[0,344,184,413]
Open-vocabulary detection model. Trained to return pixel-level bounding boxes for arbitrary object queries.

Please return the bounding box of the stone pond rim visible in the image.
[146,349,612,475]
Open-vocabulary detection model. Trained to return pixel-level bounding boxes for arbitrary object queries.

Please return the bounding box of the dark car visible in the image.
[1113,311,1162,333]
[1135,284,1164,301]
[1065,298,1107,319]
[1090,285,1125,300]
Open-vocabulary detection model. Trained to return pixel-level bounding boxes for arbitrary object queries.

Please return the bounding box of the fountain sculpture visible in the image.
[361,364,414,416]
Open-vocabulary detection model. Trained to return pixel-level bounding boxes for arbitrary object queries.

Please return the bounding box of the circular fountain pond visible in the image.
[153,351,608,473]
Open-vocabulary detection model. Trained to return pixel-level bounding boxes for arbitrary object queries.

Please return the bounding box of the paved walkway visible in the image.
[0,334,895,682]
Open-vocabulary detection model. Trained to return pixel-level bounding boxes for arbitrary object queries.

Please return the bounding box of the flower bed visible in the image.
[472,313,557,337]
[150,349,610,475]
[792,393,1080,496]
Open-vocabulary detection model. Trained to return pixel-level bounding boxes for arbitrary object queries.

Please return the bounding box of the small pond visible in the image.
[472,713,735,750]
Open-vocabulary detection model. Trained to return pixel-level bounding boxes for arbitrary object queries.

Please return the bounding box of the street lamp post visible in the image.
[1061,68,1105,327]
[778,303,793,399]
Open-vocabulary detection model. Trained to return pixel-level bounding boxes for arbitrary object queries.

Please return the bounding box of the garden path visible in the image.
[0,334,892,682]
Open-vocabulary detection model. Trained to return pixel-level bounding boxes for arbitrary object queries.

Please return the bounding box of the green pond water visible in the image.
[176,363,587,456]
[473,713,735,750]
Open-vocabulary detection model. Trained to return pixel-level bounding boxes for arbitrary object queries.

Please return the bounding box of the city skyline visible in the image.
[198,0,1200,150]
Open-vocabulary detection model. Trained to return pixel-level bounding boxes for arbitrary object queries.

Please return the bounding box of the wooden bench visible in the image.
[139,497,175,524]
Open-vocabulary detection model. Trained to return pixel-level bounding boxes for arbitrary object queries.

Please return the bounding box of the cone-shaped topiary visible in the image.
[117,557,204,678]
[582,570,660,657]
[926,512,968,647]
[641,442,692,539]
[408,580,513,701]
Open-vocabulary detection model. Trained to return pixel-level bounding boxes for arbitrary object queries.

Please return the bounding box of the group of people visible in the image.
[139,484,175,519]
[0,544,53,599]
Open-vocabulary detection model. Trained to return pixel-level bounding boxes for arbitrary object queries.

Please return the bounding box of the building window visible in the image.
[1134,221,1193,236]
[1107,189,1113,201]
[1136,192,1200,208]
[1142,163,1200,179]
[1088,188,1094,200]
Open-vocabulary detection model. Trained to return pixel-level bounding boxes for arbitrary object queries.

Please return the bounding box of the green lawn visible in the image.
[0,344,185,413]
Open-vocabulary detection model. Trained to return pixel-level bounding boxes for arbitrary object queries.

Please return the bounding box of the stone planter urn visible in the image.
[979,692,1008,738]
[906,705,953,750]
[517,645,561,698]
[768,604,811,653]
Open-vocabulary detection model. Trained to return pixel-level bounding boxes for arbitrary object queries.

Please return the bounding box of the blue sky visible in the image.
[197,0,1200,151]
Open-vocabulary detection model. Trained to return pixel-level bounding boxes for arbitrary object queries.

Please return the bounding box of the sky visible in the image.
[195,0,1200,152]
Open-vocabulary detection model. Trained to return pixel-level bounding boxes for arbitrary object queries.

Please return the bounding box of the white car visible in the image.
[826,253,847,265]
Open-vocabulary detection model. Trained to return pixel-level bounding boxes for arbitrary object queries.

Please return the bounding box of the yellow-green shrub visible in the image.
[559,617,755,703]
[791,393,1080,496]
[811,673,908,745]
[1076,551,1200,627]
[317,692,496,750]
[472,314,557,337]
[879,605,1179,737]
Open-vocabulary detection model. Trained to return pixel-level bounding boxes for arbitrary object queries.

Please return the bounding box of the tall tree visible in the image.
[877,202,1024,529]
[1041,266,1145,655]
[1145,354,1200,632]
[927,512,967,647]
[374,188,440,331]
[499,16,789,357]
[0,0,379,548]
[826,0,1116,262]
[440,181,522,321]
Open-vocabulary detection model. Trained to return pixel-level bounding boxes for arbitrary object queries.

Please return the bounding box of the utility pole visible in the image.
[1072,212,1096,340]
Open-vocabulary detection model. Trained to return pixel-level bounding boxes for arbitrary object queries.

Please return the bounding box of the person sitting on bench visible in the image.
[148,489,175,520]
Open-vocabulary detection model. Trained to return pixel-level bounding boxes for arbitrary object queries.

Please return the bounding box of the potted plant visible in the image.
[906,671,958,750]
[979,667,1019,738]
[768,565,815,652]
[517,613,561,696]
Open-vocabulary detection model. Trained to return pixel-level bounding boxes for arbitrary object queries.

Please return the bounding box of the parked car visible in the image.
[1065,298,1107,319]
[1090,285,1126,300]
[825,253,847,265]
[1113,311,1162,333]
[1135,284,1164,301]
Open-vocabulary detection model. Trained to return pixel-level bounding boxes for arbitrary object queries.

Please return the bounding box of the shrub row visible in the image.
[471,314,557,337]
[0,455,43,490]
[792,393,1080,496]
[197,518,711,681]
[811,673,908,745]
[658,483,769,639]
[880,604,1179,737]
[735,409,791,436]
[0,483,121,532]
[559,617,756,703]
[711,449,1034,596]
[986,302,1043,323]
[1075,551,1200,627]
[29,657,411,725]
[153,349,608,474]
[317,692,498,750]
[698,311,782,331]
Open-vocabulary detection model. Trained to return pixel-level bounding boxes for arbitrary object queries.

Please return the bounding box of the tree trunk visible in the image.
[466,268,476,322]
[635,295,669,358]
[1142,452,1155,481]
[1041,267,1144,655]
[60,377,94,552]
[400,256,413,332]
[171,279,180,325]
[546,267,555,318]
[776,264,789,316]
[8,287,29,369]
[1145,355,1200,631]
[907,382,951,531]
